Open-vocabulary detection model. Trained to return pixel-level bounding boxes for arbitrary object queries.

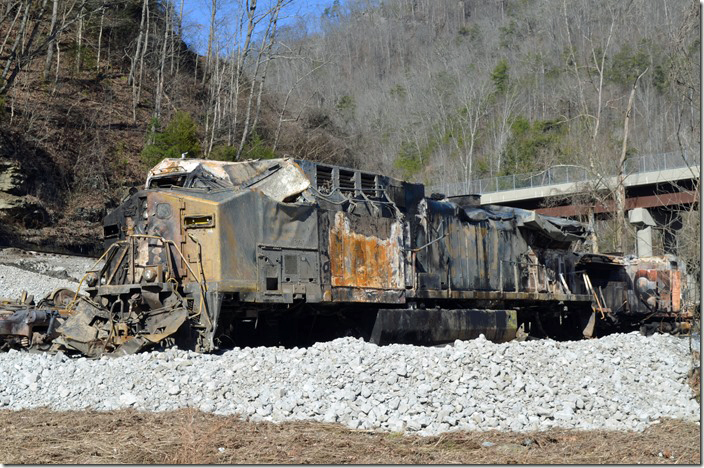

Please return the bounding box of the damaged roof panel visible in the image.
[478,204,589,242]
[146,158,311,203]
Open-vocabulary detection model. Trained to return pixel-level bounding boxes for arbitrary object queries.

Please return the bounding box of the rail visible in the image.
[431,151,699,197]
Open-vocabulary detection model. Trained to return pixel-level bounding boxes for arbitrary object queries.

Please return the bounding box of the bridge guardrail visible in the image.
[432,151,699,197]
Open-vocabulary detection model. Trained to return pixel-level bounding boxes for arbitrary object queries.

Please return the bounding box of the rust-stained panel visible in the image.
[670,270,681,312]
[329,211,404,289]
[657,269,671,310]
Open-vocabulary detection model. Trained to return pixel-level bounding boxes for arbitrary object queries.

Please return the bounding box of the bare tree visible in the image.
[272,57,330,152]
[75,3,84,72]
[204,0,216,85]
[154,0,171,122]
[0,0,58,94]
[236,0,283,159]
[42,0,59,79]
[131,0,150,122]
[95,5,105,71]
[128,0,148,87]
[614,67,648,251]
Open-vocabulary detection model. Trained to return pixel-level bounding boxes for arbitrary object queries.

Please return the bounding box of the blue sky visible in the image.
[180,0,333,54]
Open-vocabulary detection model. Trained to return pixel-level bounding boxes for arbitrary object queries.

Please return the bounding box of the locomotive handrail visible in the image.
[125,234,213,332]
[65,242,123,312]
[69,235,213,334]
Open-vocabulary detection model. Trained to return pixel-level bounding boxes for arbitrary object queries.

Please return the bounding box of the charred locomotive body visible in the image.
[0,158,692,355]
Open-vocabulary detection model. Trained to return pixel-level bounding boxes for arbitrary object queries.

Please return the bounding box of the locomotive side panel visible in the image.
[321,207,407,304]
[446,218,520,292]
[415,200,528,294]
[216,190,320,302]
[328,211,404,290]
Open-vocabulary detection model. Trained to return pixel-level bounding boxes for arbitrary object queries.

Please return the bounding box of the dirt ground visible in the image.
[0,409,699,464]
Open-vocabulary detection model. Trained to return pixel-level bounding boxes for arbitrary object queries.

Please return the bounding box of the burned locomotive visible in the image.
[0,158,692,355]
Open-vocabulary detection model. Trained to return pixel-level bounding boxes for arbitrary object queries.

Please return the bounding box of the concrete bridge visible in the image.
[430,151,700,256]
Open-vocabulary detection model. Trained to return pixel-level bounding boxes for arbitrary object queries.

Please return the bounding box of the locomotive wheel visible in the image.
[48,288,78,308]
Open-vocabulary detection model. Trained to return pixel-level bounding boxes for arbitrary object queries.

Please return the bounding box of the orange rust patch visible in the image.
[329,212,403,289]
[671,270,681,312]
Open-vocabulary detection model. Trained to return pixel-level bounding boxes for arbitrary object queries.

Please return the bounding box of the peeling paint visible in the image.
[329,211,404,290]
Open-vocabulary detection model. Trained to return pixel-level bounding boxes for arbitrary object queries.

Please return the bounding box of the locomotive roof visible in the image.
[146,158,313,202]
[144,158,588,243]
[146,157,409,202]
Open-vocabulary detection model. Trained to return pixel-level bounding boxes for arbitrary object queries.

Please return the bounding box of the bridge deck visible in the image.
[430,152,700,209]
[481,165,699,205]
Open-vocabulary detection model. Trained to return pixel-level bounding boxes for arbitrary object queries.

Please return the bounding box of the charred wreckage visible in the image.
[0,158,694,357]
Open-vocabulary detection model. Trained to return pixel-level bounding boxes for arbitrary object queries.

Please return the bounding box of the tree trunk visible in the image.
[96,6,104,72]
[155,0,170,121]
[250,5,281,141]
[53,39,59,87]
[236,0,280,160]
[175,0,184,76]
[128,0,148,87]
[230,0,257,158]
[75,5,84,73]
[203,0,216,85]
[591,15,614,145]
[133,0,150,122]
[0,4,21,58]
[615,67,648,252]
[43,0,59,80]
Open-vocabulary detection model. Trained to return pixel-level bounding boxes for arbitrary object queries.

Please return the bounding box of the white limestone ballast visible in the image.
[0,332,699,436]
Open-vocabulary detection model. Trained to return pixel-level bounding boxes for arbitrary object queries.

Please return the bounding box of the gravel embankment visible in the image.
[0,248,97,300]
[0,333,699,436]
[0,264,80,300]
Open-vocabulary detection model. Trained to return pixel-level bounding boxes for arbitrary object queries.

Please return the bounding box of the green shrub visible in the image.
[335,95,356,124]
[501,116,566,175]
[475,157,490,177]
[652,64,669,94]
[390,84,406,99]
[491,59,509,95]
[394,142,424,179]
[607,44,650,86]
[141,111,201,167]
[209,145,237,161]
[336,95,355,112]
[242,131,276,160]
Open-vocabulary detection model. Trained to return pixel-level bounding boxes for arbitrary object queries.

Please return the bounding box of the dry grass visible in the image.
[0,408,699,464]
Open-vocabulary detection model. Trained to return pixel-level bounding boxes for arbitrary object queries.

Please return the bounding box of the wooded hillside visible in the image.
[0,0,699,255]
[267,0,699,182]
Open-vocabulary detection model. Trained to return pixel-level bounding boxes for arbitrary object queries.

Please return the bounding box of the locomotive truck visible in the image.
[0,158,692,356]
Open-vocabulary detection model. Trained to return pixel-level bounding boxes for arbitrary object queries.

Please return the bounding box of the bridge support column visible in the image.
[628,207,656,257]
[650,208,683,255]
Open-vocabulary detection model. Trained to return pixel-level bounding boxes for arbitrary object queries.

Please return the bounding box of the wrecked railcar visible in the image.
[0,158,693,356]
